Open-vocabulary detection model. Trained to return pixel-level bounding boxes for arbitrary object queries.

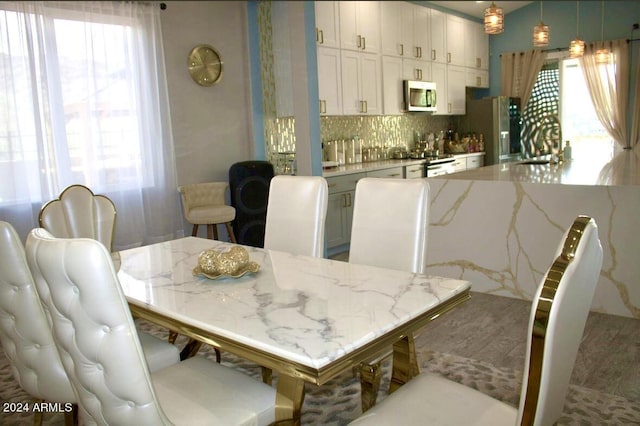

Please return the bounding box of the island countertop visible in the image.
[444,148,640,186]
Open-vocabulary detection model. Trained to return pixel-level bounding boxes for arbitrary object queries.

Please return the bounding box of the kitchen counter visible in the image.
[447,149,640,186]
[425,147,640,319]
[322,152,485,178]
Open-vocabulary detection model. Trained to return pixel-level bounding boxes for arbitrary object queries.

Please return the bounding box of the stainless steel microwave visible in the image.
[403,80,437,112]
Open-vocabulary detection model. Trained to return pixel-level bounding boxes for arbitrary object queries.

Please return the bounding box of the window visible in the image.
[560,58,618,164]
[523,54,619,167]
[0,1,180,248]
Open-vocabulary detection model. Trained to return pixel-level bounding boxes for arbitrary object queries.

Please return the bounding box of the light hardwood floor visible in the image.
[329,251,640,402]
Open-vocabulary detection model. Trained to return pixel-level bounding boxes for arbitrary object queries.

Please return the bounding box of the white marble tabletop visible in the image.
[117,237,470,372]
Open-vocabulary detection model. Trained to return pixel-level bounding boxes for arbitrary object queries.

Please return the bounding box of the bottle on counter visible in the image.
[478,134,485,152]
[564,141,572,160]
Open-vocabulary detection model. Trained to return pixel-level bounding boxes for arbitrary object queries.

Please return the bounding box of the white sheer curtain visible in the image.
[580,39,630,149]
[500,49,545,107]
[630,44,640,148]
[0,1,182,249]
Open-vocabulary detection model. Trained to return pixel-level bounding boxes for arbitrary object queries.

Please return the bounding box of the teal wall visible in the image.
[487,1,640,96]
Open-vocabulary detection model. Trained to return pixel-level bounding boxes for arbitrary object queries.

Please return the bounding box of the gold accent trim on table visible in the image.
[128,288,470,423]
[521,215,592,424]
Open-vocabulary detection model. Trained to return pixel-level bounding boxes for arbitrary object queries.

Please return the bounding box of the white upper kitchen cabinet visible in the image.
[447,65,466,114]
[466,68,489,89]
[382,55,404,115]
[317,47,343,115]
[412,4,430,62]
[380,1,403,57]
[315,1,340,48]
[429,8,446,63]
[445,14,465,66]
[403,59,432,82]
[432,62,465,115]
[431,61,448,115]
[341,50,381,115]
[464,20,489,70]
[339,1,380,54]
[382,2,431,60]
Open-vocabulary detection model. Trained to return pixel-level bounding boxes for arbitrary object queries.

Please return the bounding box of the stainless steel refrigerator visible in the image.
[465,97,522,166]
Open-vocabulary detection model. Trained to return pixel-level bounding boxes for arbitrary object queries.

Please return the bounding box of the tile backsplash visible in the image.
[265,114,452,167]
[320,115,451,150]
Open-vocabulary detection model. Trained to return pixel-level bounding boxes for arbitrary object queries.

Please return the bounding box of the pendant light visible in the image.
[595,0,610,64]
[484,2,504,34]
[532,1,550,47]
[569,0,585,58]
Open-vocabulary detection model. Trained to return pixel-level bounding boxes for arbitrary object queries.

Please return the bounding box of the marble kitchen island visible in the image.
[425,149,640,319]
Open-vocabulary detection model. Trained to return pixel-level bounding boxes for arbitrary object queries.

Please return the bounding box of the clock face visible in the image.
[188,45,223,87]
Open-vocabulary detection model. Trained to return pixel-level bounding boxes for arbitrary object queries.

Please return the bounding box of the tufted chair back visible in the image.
[39,184,116,252]
[25,228,171,425]
[349,178,430,274]
[0,221,76,403]
[178,181,228,210]
[264,175,329,257]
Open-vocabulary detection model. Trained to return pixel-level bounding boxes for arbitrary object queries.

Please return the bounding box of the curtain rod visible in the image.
[500,38,638,56]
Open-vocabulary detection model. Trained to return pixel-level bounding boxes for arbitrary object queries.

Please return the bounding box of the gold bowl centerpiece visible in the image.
[193,245,260,280]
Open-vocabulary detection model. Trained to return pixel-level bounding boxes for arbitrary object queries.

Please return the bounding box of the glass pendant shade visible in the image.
[595,1,609,64]
[484,2,504,34]
[533,22,550,47]
[569,38,585,58]
[569,1,584,58]
[595,48,610,64]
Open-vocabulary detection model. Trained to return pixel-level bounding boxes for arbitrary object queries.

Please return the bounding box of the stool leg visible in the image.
[213,224,220,240]
[191,224,198,237]
[225,222,237,243]
[207,224,213,239]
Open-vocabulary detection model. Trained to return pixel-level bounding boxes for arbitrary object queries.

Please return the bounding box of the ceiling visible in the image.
[426,1,534,20]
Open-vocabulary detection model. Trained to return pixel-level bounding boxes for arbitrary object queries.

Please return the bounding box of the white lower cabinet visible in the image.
[366,167,403,179]
[466,154,484,169]
[326,173,366,249]
[404,164,425,178]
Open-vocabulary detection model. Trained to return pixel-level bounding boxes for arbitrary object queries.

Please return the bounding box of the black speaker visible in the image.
[228,161,274,248]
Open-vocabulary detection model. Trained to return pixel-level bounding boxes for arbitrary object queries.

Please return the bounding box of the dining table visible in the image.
[115,237,471,425]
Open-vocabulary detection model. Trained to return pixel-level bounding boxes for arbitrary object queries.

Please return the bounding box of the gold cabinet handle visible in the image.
[476,57,480,68]
[448,103,452,113]
[364,100,368,113]
[362,36,366,50]
[418,46,422,58]
[432,49,436,61]
[477,76,481,87]
[400,43,404,56]
[447,52,451,63]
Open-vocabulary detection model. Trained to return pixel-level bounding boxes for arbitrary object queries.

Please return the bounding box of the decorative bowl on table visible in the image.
[193,245,260,280]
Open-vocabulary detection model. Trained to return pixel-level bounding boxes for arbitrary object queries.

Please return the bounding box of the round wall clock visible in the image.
[188,44,223,87]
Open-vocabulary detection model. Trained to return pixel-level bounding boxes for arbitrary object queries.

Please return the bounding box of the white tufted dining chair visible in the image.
[349,178,430,274]
[178,182,237,242]
[0,221,77,425]
[25,228,276,426]
[39,184,117,252]
[0,222,180,425]
[349,215,603,426]
[264,175,329,257]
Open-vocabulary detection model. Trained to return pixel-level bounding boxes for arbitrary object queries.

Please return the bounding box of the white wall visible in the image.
[161,1,254,184]
[160,1,255,237]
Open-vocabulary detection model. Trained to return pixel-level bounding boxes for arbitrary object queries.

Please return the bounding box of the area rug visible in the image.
[1,321,638,425]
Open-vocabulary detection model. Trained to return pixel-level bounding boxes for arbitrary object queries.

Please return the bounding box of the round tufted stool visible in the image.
[178,182,237,242]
